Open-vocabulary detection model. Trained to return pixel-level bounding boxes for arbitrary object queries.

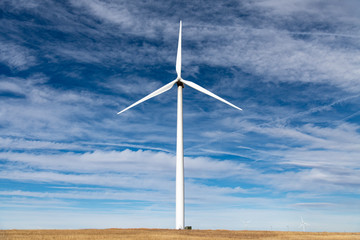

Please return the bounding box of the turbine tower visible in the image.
[117,21,242,229]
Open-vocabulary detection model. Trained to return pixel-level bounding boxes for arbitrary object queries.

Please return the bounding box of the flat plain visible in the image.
[1,229,360,240]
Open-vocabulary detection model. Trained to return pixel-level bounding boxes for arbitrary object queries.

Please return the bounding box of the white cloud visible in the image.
[0,74,123,141]
[70,0,132,26]
[0,137,84,151]
[0,0,41,10]
[0,148,255,180]
[198,27,360,92]
[1,143,359,195]
[255,0,360,24]
[0,41,37,70]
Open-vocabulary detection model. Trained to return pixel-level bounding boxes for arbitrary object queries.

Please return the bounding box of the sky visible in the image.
[0,0,360,232]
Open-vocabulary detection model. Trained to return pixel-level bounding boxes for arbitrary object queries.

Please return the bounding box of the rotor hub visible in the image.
[177,80,184,88]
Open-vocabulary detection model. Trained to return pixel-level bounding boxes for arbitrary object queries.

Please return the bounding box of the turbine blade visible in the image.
[117,79,177,115]
[176,21,182,78]
[181,79,242,111]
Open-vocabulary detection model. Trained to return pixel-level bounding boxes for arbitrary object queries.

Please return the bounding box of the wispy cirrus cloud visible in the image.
[0,41,37,70]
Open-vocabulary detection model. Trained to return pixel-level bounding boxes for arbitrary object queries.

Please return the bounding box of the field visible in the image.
[1,229,360,240]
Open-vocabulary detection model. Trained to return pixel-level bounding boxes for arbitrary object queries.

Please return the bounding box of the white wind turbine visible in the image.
[117,21,242,229]
[299,216,309,232]
[242,220,251,230]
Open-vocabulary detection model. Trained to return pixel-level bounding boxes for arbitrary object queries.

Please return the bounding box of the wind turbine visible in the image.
[242,220,251,230]
[299,216,309,232]
[117,21,242,229]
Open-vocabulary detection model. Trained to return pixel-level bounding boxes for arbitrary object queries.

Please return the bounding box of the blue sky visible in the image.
[1,0,360,232]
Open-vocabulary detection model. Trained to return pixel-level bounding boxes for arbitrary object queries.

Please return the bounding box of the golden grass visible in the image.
[1,229,359,240]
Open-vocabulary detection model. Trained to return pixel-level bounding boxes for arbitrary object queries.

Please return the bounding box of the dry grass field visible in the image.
[1,229,359,240]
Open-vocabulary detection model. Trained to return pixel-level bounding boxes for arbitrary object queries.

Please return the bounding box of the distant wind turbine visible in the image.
[117,21,242,229]
[299,216,309,232]
[242,220,251,230]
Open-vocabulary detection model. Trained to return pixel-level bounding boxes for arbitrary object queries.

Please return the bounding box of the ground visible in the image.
[1,229,360,240]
